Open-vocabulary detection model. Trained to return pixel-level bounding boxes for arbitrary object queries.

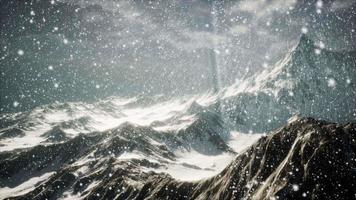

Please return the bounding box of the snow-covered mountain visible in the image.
[222,35,356,132]
[1,35,356,199]
[0,95,261,199]
[0,94,234,152]
[2,117,356,200]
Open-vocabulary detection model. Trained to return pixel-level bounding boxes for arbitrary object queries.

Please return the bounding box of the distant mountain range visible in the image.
[1,35,356,199]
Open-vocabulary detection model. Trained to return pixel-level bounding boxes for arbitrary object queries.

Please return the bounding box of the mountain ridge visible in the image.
[222,34,356,132]
[3,117,356,199]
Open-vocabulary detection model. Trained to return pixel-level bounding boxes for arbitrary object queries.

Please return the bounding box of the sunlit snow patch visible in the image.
[0,172,55,199]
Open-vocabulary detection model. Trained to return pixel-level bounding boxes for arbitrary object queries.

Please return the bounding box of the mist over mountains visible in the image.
[1,0,356,112]
[1,1,356,199]
[1,34,356,199]
[221,35,356,132]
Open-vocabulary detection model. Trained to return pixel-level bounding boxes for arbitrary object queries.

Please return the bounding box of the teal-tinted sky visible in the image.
[1,0,355,112]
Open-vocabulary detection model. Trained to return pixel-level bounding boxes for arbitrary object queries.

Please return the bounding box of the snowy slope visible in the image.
[0,94,220,151]
[2,118,356,200]
[1,35,356,199]
[0,97,262,199]
[0,93,260,194]
[222,35,356,132]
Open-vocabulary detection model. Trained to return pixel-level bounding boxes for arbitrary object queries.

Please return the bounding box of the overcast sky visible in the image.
[1,0,355,112]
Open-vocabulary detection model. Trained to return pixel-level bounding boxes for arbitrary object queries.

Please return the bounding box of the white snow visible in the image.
[17,49,24,56]
[327,78,336,88]
[118,151,145,160]
[0,123,52,151]
[228,132,263,153]
[0,95,215,151]
[301,27,308,34]
[0,172,55,199]
[219,35,356,133]
[145,132,263,181]
[13,101,19,107]
[315,48,321,55]
[316,0,323,8]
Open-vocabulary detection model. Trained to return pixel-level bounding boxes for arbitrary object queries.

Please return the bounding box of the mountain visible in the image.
[1,95,259,199]
[1,35,356,199]
[221,35,356,132]
[0,96,232,153]
[2,117,355,199]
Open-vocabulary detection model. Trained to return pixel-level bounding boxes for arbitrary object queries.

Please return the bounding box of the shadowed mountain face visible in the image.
[1,34,356,200]
[222,35,356,132]
[1,0,356,199]
[2,117,355,199]
[0,104,237,199]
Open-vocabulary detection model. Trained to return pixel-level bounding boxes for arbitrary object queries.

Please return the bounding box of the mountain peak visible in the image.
[294,34,316,53]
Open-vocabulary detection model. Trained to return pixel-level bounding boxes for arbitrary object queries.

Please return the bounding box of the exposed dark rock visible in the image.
[4,117,356,199]
[0,127,25,140]
[41,126,70,142]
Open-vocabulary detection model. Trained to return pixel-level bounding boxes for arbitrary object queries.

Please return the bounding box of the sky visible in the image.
[1,0,355,112]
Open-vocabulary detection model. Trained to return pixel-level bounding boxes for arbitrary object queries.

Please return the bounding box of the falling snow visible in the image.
[13,101,19,107]
[301,27,308,34]
[17,49,24,56]
[315,49,321,55]
[327,78,337,88]
[1,1,356,199]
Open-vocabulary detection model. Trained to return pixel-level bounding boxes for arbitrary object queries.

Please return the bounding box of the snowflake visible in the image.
[314,49,321,55]
[301,27,308,34]
[318,41,325,49]
[17,49,24,56]
[292,184,299,191]
[13,101,19,107]
[327,78,336,88]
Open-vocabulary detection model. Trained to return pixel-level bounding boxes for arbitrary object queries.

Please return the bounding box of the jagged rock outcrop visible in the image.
[1,35,356,199]
[3,117,356,199]
[0,109,231,199]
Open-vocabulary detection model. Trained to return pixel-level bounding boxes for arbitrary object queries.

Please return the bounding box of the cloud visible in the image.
[331,0,355,10]
[230,24,250,34]
[236,0,297,18]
